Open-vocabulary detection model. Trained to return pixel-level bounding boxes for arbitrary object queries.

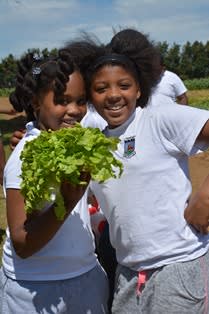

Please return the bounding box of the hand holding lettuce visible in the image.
[20,124,123,219]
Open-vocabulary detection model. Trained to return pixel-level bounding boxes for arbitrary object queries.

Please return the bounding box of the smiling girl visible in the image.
[75,28,209,313]
[0,51,108,314]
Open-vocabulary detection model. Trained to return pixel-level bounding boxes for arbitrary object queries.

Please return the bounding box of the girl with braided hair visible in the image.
[0,51,108,314]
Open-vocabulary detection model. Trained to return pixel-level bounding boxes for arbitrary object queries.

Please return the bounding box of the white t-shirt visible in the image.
[2,107,106,281]
[152,70,187,103]
[81,103,107,130]
[91,94,209,271]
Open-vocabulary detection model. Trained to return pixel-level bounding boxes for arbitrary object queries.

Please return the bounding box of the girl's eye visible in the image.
[95,87,106,93]
[77,98,87,106]
[120,84,131,90]
[55,97,69,106]
[55,97,86,107]
[62,99,69,106]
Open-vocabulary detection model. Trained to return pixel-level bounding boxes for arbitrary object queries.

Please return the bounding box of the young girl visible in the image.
[0,51,109,313]
[76,28,209,313]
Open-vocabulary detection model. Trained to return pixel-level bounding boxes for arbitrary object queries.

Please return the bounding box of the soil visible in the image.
[1,97,209,193]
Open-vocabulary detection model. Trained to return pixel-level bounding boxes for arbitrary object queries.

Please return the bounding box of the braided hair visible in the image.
[9,50,75,121]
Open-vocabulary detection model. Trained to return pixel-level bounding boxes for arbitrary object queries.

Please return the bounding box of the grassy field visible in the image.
[0,90,209,261]
[188,89,209,109]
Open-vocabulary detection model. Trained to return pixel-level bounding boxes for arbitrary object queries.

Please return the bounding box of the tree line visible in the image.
[0,48,58,89]
[0,40,209,89]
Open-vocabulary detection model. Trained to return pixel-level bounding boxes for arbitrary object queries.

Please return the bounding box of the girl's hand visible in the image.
[10,129,26,150]
[7,108,18,115]
[184,189,209,234]
[60,172,91,213]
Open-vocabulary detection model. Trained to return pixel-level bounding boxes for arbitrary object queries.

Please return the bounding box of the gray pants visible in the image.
[112,251,209,314]
[0,264,109,314]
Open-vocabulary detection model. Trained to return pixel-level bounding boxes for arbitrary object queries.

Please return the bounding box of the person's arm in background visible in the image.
[177,92,188,105]
[174,73,189,105]
[0,137,6,185]
[0,107,17,115]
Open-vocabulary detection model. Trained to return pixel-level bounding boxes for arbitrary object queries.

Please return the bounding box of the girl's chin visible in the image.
[106,116,127,128]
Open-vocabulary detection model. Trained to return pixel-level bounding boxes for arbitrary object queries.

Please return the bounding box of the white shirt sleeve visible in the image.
[151,104,209,156]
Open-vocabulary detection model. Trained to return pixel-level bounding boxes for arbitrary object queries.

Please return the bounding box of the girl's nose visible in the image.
[65,102,86,120]
[66,102,79,115]
[107,88,121,103]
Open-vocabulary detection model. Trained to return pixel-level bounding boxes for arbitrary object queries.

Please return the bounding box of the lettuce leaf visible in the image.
[20,123,123,219]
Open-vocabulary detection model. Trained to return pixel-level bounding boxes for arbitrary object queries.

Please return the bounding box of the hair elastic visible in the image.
[33,53,42,62]
[32,66,41,76]
[92,54,135,70]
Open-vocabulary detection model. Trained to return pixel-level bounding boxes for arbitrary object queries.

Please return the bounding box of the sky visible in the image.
[1,0,209,61]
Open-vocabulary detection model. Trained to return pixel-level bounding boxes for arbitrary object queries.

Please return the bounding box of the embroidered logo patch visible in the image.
[124,136,136,158]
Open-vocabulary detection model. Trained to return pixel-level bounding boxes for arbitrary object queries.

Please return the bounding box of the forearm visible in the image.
[16,204,70,258]
[177,93,188,105]
[7,181,88,258]
[0,142,6,185]
[0,170,3,185]
[0,162,4,185]
[184,174,209,234]
[0,108,17,115]
[10,129,26,150]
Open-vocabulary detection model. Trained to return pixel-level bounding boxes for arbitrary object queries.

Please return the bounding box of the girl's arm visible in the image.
[184,119,209,233]
[10,129,26,150]
[0,139,6,185]
[184,176,209,234]
[6,177,90,258]
[197,119,209,141]
[176,92,188,105]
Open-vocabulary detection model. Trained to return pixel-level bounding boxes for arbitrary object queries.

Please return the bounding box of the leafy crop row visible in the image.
[184,78,209,90]
[0,88,13,97]
[0,78,209,97]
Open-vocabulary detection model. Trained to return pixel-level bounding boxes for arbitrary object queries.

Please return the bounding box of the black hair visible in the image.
[109,28,161,107]
[9,50,75,121]
[72,28,161,108]
[159,54,165,66]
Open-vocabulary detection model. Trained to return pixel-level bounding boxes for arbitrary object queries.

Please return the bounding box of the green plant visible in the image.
[21,124,123,219]
[0,88,13,97]
[185,77,209,90]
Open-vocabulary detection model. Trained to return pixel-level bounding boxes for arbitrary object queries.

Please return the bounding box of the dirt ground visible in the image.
[0,97,26,134]
[1,96,209,194]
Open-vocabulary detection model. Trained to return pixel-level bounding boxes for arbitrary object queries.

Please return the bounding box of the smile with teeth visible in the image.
[106,104,125,111]
[62,119,77,125]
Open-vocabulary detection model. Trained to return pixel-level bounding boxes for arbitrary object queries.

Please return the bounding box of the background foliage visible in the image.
[0,48,58,88]
[157,40,209,80]
[1,40,209,88]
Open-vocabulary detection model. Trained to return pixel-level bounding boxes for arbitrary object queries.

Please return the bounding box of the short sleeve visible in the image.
[152,104,209,156]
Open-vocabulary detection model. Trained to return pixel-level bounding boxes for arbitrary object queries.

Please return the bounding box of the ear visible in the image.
[136,89,141,100]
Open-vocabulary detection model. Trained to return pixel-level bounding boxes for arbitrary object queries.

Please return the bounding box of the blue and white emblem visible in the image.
[124,136,136,158]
